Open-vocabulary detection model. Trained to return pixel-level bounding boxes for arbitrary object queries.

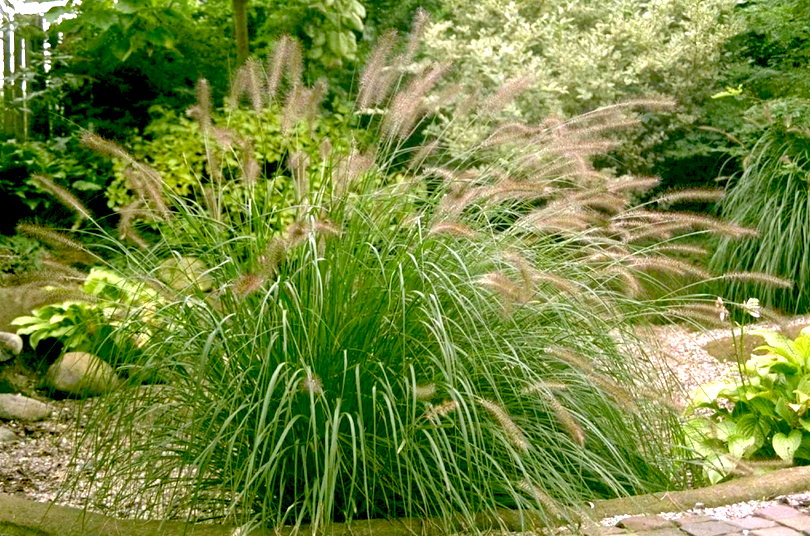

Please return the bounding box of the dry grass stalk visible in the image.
[31,175,91,221]
[477,398,530,453]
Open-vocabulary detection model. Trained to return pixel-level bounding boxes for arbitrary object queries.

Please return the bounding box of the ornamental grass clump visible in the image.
[39,22,791,534]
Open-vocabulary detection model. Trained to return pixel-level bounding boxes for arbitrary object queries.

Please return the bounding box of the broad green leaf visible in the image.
[728,434,757,459]
[735,414,759,439]
[773,429,802,461]
[714,420,737,441]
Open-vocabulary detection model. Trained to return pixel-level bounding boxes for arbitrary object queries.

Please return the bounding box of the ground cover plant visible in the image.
[20,22,796,535]
[687,324,810,484]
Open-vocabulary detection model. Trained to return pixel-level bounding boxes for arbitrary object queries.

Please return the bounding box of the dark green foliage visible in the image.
[710,102,810,312]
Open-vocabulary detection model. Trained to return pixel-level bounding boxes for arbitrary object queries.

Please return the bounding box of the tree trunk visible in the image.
[233,0,249,65]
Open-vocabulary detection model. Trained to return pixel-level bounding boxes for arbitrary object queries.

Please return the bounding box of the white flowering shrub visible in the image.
[421,0,742,169]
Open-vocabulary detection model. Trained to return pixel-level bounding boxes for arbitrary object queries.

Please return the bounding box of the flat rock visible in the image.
[45,352,119,397]
[0,393,51,421]
[619,515,676,531]
[0,425,18,442]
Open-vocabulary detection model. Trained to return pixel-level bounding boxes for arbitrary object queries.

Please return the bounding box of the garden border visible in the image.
[2,466,810,536]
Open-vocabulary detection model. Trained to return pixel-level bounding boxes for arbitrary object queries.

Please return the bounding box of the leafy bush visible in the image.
[0,137,113,232]
[104,97,371,234]
[419,0,741,172]
[686,328,810,483]
[45,33,782,532]
[709,103,810,313]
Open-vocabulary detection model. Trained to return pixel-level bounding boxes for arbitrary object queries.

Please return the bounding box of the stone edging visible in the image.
[2,466,810,536]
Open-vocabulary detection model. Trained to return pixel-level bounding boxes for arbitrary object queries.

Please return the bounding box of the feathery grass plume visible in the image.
[545,346,594,374]
[454,82,482,118]
[334,149,375,196]
[115,200,150,249]
[358,29,398,109]
[281,84,306,135]
[477,271,524,303]
[240,138,260,185]
[227,65,249,109]
[599,265,643,298]
[289,151,310,209]
[719,271,794,289]
[31,175,91,222]
[569,117,642,140]
[1,269,84,287]
[521,381,568,395]
[654,188,725,206]
[319,137,333,163]
[303,78,328,125]
[266,34,291,100]
[578,193,629,215]
[629,256,713,279]
[189,78,213,133]
[258,238,286,279]
[41,260,87,280]
[232,273,265,299]
[517,481,564,519]
[407,139,439,171]
[202,186,221,222]
[606,176,661,193]
[544,393,585,447]
[482,121,540,147]
[587,373,637,411]
[619,221,697,243]
[313,219,340,237]
[284,220,312,248]
[504,251,535,297]
[301,372,324,395]
[429,221,479,239]
[25,287,102,310]
[618,210,759,239]
[401,8,428,66]
[80,132,134,163]
[482,74,535,115]
[671,307,728,328]
[477,398,530,453]
[654,244,709,257]
[285,39,304,89]
[383,63,448,140]
[486,179,554,204]
[17,223,88,254]
[571,96,678,124]
[245,58,264,114]
[423,399,460,422]
[414,383,436,400]
[532,271,582,296]
[136,165,171,221]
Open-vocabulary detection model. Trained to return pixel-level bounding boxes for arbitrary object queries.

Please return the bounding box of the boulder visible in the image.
[0,425,18,442]
[0,331,23,363]
[0,393,51,421]
[45,352,119,397]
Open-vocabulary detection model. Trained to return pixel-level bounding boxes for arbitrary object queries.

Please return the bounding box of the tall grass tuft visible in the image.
[710,126,809,313]
[43,27,781,534]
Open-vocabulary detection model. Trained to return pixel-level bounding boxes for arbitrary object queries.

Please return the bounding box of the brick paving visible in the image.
[599,506,810,536]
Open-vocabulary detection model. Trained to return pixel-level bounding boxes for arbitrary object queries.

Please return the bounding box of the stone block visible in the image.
[618,516,676,531]
[774,515,810,534]
[680,521,740,536]
[756,507,803,522]
[752,528,804,536]
[729,518,779,530]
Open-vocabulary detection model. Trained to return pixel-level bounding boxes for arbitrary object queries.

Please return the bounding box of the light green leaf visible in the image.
[773,430,802,461]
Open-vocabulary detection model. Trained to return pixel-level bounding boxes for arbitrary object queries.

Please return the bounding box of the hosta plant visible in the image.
[32,25,788,535]
[12,267,162,362]
[686,327,810,484]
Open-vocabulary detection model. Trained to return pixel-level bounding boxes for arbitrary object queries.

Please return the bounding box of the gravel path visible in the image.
[2,317,810,522]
